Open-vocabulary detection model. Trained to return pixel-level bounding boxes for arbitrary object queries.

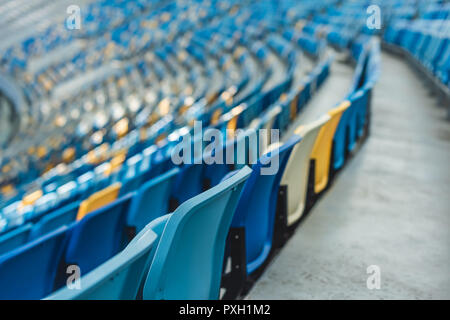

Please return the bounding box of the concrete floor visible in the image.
[246,51,450,300]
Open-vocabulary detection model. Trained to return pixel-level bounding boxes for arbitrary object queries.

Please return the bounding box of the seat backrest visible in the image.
[310,102,349,194]
[281,114,330,226]
[65,193,133,276]
[0,223,33,256]
[119,170,144,197]
[143,166,252,300]
[232,136,301,274]
[203,133,247,188]
[127,168,179,233]
[45,226,158,300]
[349,89,368,138]
[259,105,282,154]
[332,99,355,170]
[0,226,69,299]
[29,201,81,241]
[171,163,204,205]
[76,183,121,221]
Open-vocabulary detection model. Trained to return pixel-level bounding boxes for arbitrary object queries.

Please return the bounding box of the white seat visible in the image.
[281,114,330,226]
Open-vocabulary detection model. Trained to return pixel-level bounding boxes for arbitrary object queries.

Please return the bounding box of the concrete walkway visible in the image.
[247,51,450,300]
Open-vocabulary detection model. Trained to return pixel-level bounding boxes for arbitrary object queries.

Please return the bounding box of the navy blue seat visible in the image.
[332,99,357,170]
[350,89,369,139]
[230,135,301,275]
[119,172,144,197]
[127,168,179,235]
[203,133,247,189]
[170,163,204,207]
[142,145,176,181]
[28,201,80,241]
[0,223,33,256]
[0,226,69,299]
[46,224,159,300]
[63,193,133,277]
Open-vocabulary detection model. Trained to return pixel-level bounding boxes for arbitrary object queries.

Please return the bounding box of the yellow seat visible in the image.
[113,118,129,138]
[225,104,245,138]
[62,147,76,163]
[76,183,121,221]
[310,101,350,194]
[105,152,127,176]
[210,108,223,125]
[206,92,219,105]
[1,184,15,196]
[36,146,47,159]
[226,116,238,139]
[22,189,43,206]
[290,89,302,120]
[139,127,148,142]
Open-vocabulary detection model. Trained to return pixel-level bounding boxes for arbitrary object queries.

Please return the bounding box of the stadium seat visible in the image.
[350,89,369,139]
[0,226,69,299]
[0,223,33,256]
[126,167,179,236]
[310,102,350,194]
[230,135,301,276]
[0,0,384,301]
[203,133,247,189]
[143,166,252,300]
[45,224,158,300]
[76,183,121,221]
[170,163,204,208]
[28,201,81,241]
[332,99,356,170]
[63,193,133,277]
[281,114,330,226]
[256,105,283,155]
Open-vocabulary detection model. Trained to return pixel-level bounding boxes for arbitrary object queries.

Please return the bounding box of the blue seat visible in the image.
[28,201,80,241]
[0,223,33,256]
[0,226,69,299]
[230,135,301,275]
[119,154,148,197]
[127,168,179,235]
[203,133,247,189]
[169,134,207,206]
[119,172,144,197]
[45,224,159,300]
[170,163,204,206]
[333,99,357,170]
[63,193,133,277]
[144,154,175,181]
[350,89,369,139]
[143,166,252,300]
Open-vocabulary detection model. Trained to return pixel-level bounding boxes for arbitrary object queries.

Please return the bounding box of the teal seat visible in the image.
[0,223,33,256]
[46,166,251,300]
[143,166,252,300]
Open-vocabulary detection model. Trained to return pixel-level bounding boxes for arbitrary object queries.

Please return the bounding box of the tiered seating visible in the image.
[385,18,449,87]
[0,0,381,300]
[382,0,449,114]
